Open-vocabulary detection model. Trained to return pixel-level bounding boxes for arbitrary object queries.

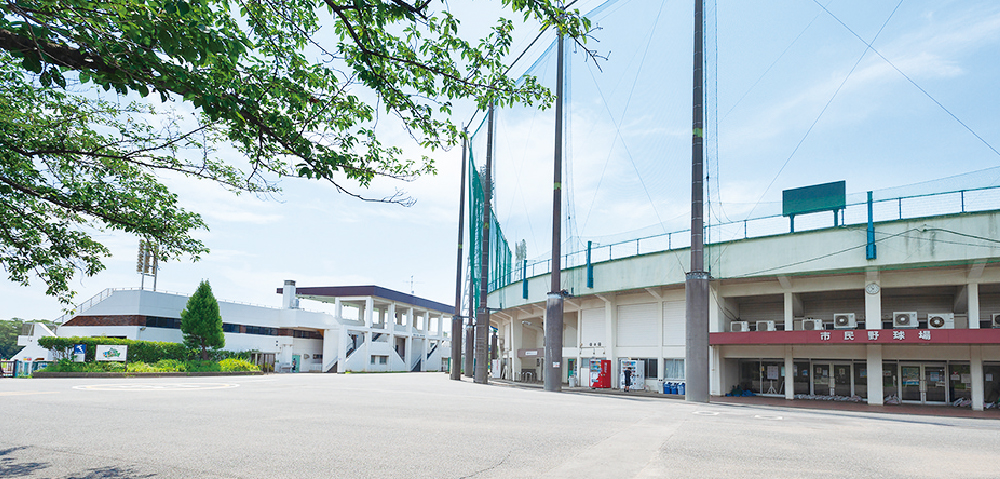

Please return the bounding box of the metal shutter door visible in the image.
[662,300,686,345]
[580,308,606,346]
[617,303,658,347]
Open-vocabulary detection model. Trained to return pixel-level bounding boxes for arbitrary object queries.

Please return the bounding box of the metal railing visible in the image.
[490,185,1000,291]
[56,286,328,323]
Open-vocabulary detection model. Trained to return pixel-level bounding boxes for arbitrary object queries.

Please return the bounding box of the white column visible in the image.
[363,297,373,372]
[387,303,396,366]
[783,292,794,329]
[512,312,523,380]
[969,283,980,329]
[335,298,343,319]
[338,328,349,373]
[866,344,883,406]
[405,307,414,371]
[784,345,794,400]
[865,272,881,330]
[577,311,584,386]
[971,345,984,411]
[364,298,374,328]
[602,295,618,388]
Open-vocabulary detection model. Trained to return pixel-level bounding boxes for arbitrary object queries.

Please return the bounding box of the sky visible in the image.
[3,0,1000,322]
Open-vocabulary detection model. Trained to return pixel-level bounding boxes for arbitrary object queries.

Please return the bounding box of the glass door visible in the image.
[900,365,921,401]
[924,365,947,403]
[852,362,868,399]
[882,362,898,398]
[833,363,852,397]
[812,363,831,396]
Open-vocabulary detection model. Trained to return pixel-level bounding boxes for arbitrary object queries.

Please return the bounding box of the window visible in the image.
[370,355,388,365]
[145,316,181,329]
[642,358,658,379]
[664,358,685,380]
[292,330,321,339]
[222,323,240,333]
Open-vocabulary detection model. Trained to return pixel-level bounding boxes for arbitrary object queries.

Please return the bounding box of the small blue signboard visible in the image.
[73,344,87,362]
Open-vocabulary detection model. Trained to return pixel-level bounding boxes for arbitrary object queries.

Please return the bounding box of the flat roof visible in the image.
[277,285,454,314]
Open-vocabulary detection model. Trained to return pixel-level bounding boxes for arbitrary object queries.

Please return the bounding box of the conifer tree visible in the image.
[181,280,225,360]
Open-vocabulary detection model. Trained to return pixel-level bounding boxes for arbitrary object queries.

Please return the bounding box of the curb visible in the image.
[31,371,266,379]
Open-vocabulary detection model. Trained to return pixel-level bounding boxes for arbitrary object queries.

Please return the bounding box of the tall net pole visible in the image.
[544,29,565,393]
[685,0,710,403]
[451,126,468,381]
[474,104,495,385]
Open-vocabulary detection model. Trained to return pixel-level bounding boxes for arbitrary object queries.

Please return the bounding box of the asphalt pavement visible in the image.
[2,373,998,478]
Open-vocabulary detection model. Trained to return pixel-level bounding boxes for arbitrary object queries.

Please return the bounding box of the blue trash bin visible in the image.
[678,382,685,395]
[663,382,669,394]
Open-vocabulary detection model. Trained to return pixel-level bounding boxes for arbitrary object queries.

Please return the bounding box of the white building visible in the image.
[488,193,1000,411]
[20,281,452,373]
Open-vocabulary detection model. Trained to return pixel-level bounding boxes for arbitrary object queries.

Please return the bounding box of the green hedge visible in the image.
[38,337,258,364]
[38,337,192,363]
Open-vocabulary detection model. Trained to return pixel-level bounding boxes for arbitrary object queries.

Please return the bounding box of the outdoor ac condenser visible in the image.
[927,313,954,329]
[755,320,776,332]
[731,321,749,332]
[893,312,918,329]
[993,313,1000,328]
[833,313,856,329]
[801,318,824,331]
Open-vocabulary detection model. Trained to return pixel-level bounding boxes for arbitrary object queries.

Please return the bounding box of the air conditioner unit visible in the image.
[993,313,1000,328]
[755,320,776,332]
[801,319,824,331]
[927,313,954,329]
[731,321,749,332]
[833,313,856,329]
[893,312,918,329]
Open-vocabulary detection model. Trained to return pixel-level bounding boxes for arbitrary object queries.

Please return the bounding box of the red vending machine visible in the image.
[589,359,611,388]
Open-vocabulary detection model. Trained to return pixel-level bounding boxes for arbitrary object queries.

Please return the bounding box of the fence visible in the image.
[490,185,1000,291]
[0,360,54,378]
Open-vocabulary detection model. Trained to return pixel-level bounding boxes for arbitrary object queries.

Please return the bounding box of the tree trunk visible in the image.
[200,339,208,360]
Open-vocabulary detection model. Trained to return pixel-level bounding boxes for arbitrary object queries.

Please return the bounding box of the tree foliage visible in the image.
[180,280,224,359]
[0,0,593,303]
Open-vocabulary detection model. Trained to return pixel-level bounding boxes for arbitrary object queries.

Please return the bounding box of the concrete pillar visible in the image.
[512,312,523,380]
[387,303,396,364]
[335,298,343,319]
[405,307,414,371]
[969,283,980,329]
[866,344,883,406]
[282,280,298,309]
[364,298,374,328]
[603,295,618,388]
[338,328,349,373]
[784,345,794,400]
[971,345,984,411]
[783,292,794,329]
[865,272,881,330]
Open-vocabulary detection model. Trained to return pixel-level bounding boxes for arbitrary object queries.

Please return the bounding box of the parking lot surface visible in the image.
[2,373,998,478]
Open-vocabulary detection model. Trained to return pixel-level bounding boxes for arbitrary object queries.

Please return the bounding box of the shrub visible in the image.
[219,358,259,372]
[185,360,221,372]
[37,359,126,373]
[38,337,191,363]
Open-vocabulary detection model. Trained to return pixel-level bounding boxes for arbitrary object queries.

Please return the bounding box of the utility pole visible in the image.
[474,103,495,385]
[451,126,468,381]
[544,28,566,393]
[685,0,710,403]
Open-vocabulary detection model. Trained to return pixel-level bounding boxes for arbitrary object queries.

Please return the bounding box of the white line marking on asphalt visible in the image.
[693,411,720,415]
[753,414,783,421]
[0,391,60,396]
[73,383,239,391]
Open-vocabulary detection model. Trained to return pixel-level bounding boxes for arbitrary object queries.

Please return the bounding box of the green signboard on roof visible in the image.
[782,181,846,217]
